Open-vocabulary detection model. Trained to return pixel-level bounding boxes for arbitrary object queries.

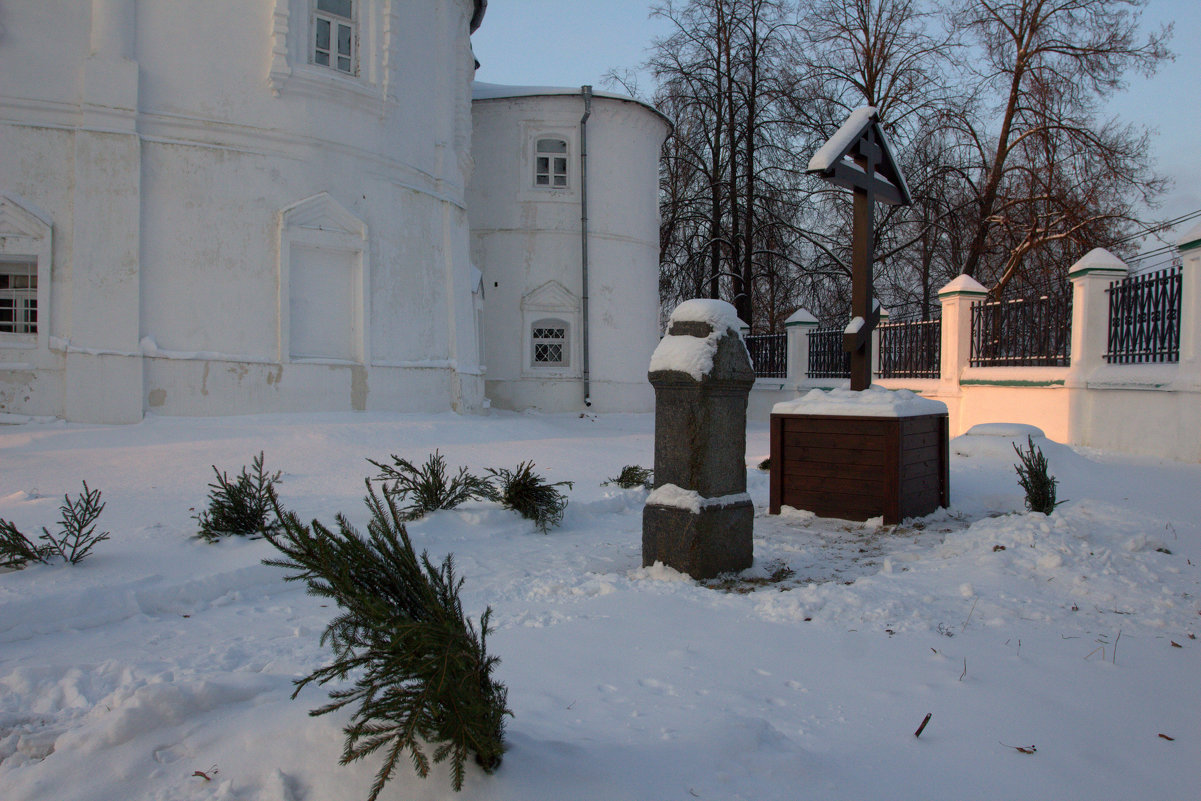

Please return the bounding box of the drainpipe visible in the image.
[580,85,593,407]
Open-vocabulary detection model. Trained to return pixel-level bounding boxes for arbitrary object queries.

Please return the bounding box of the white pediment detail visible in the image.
[0,192,53,240]
[280,192,366,238]
[521,280,579,312]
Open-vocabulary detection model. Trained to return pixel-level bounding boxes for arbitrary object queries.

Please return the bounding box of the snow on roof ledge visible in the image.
[471,81,669,126]
[773,387,947,418]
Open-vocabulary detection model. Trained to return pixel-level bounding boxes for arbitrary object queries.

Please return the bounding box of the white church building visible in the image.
[0,0,667,423]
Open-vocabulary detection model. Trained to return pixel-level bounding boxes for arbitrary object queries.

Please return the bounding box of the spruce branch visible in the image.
[603,465,654,490]
[262,484,509,798]
[39,481,110,563]
[1013,436,1059,515]
[1,518,52,569]
[487,462,573,533]
[194,452,283,542]
[368,451,495,521]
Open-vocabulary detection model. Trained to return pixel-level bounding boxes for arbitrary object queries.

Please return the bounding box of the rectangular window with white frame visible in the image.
[531,320,569,367]
[313,0,355,74]
[0,258,37,335]
[534,138,569,188]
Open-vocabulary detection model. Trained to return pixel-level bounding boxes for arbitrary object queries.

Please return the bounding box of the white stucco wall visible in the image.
[0,0,485,422]
[467,87,669,413]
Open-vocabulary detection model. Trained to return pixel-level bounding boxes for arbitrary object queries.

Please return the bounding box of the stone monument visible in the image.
[642,299,755,579]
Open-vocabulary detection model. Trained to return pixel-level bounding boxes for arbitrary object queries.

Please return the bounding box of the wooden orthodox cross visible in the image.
[806,108,912,390]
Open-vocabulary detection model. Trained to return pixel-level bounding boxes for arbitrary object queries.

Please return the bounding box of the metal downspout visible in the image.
[580,85,593,407]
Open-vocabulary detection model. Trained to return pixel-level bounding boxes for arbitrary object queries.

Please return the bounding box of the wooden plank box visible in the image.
[769,411,949,524]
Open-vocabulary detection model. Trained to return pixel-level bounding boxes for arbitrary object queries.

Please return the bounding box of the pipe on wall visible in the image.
[580,85,593,407]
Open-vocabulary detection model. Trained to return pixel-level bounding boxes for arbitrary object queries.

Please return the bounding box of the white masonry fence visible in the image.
[745,224,1201,462]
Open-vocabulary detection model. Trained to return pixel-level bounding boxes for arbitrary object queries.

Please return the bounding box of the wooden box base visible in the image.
[769,411,949,524]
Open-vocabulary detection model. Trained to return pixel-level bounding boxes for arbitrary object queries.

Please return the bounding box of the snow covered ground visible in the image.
[1,410,1198,800]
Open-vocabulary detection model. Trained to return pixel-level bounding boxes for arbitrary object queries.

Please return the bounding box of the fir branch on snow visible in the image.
[261,484,510,798]
[603,465,653,490]
[1,518,52,569]
[40,481,110,563]
[487,461,573,533]
[194,452,284,542]
[2,482,109,568]
[368,450,495,521]
[1013,436,1059,515]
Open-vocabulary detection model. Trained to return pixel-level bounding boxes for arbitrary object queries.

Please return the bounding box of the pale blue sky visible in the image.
[471,1,1200,246]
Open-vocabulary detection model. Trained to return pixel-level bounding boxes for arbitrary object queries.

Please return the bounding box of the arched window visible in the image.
[531,319,569,366]
[534,138,568,188]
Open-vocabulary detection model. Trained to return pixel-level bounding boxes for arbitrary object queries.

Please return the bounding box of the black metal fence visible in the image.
[878,317,941,378]
[745,332,787,378]
[1105,266,1182,364]
[807,326,851,378]
[970,294,1072,367]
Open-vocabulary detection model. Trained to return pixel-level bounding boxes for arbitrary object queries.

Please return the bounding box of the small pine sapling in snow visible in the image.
[261,485,510,798]
[1013,435,1058,514]
[195,452,283,542]
[603,465,653,490]
[487,462,573,533]
[368,450,494,521]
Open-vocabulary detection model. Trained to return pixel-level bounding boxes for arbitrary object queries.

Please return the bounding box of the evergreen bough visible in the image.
[194,452,283,542]
[262,486,509,798]
[1013,436,1058,514]
[603,465,653,490]
[487,462,573,533]
[1,519,50,569]
[1,482,109,568]
[369,451,494,521]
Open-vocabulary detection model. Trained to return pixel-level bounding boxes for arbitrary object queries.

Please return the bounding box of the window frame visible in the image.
[311,0,357,76]
[0,192,52,352]
[533,137,569,189]
[530,319,570,368]
[0,258,38,336]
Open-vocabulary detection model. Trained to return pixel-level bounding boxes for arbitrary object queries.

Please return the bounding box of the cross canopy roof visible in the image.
[806,106,912,207]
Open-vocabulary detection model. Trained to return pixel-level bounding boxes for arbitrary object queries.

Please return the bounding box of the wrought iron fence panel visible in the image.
[970,294,1072,367]
[807,326,851,378]
[745,332,787,378]
[1105,267,1182,364]
[877,317,941,378]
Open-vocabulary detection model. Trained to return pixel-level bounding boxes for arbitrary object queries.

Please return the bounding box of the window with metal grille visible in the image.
[0,259,37,335]
[534,138,568,188]
[313,0,355,74]
[531,321,568,366]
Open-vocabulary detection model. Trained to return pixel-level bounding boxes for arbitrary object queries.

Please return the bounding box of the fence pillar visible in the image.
[937,275,988,392]
[871,306,890,377]
[1178,223,1201,385]
[1066,248,1128,384]
[784,308,818,383]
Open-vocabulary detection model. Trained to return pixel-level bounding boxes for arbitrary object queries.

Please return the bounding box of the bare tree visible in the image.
[948,0,1171,292]
[650,0,804,331]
